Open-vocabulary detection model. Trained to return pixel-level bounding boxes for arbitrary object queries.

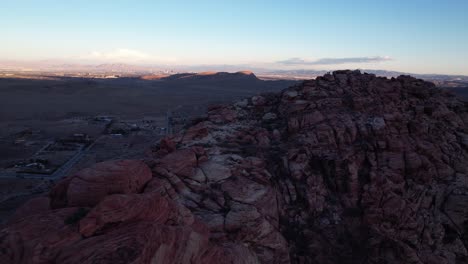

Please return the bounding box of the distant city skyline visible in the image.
[1,0,467,75]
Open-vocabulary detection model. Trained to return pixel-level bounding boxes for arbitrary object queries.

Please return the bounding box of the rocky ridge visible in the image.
[1,70,468,264]
[141,71,259,82]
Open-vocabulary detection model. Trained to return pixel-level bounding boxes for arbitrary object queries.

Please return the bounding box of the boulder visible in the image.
[50,160,152,208]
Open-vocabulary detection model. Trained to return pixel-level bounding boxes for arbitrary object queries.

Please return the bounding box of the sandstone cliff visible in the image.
[1,70,468,264]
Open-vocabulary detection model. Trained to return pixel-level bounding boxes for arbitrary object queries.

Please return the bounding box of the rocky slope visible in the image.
[1,70,468,264]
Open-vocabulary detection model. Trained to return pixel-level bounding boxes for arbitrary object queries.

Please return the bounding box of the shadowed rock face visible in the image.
[1,70,468,264]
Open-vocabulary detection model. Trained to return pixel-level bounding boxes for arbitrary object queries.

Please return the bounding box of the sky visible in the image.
[1,0,467,74]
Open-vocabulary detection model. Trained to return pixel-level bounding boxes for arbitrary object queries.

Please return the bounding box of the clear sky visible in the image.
[1,0,467,74]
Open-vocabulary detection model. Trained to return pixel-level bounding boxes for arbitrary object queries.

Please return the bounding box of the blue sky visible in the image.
[1,0,467,74]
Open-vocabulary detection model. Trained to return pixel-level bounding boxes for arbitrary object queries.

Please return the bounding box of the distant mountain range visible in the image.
[1,60,467,87]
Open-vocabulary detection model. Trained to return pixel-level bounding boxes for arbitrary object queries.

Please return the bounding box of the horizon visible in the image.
[1,0,468,75]
[3,59,468,78]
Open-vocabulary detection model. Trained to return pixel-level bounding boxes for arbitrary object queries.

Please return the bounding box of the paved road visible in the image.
[0,137,101,180]
[48,136,101,180]
[166,110,172,135]
[49,145,85,179]
[0,138,101,205]
[33,141,54,155]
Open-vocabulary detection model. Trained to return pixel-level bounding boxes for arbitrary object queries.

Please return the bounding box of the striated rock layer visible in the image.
[2,70,468,264]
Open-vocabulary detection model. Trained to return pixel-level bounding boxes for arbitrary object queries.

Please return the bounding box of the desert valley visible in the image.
[1,1,468,263]
[0,69,467,263]
[0,71,295,221]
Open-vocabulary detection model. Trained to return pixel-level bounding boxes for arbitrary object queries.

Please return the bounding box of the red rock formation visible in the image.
[7,196,51,223]
[2,70,468,264]
[50,160,152,208]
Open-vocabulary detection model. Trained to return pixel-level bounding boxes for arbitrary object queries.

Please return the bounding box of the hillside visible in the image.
[1,70,467,263]
[141,71,259,82]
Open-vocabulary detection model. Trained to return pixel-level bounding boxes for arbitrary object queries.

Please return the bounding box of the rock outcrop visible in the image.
[2,70,468,264]
[49,160,152,208]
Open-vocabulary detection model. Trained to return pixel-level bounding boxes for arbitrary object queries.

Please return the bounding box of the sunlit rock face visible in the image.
[2,70,468,264]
